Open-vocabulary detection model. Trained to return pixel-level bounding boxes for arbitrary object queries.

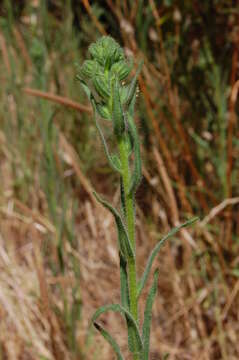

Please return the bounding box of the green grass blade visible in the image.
[93,191,134,260]
[93,322,125,360]
[142,269,159,360]
[78,80,92,100]
[137,217,199,298]
[91,303,143,353]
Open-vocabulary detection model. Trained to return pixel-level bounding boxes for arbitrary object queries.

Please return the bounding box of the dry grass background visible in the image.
[0,1,239,359]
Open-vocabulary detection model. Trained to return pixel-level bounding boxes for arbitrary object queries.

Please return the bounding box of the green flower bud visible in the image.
[112,79,125,138]
[105,40,124,67]
[111,60,132,81]
[89,36,124,69]
[89,42,105,66]
[119,85,130,104]
[79,60,99,79]
[93,74,110,100]
[96,103,111,120]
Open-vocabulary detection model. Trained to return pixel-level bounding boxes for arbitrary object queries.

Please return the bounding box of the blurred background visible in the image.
[0,0,239,359]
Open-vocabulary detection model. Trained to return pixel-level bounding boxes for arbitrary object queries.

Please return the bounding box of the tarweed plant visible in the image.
[78,36,197,360]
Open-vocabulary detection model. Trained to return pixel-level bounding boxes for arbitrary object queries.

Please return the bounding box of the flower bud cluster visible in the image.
[79,36,132,123]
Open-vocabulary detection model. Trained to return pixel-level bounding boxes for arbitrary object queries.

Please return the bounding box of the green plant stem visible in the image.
[118,136,136,250]
[118,135,139,360]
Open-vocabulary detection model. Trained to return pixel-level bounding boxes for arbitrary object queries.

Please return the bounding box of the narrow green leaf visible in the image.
[125,132,134,156]
[111,154,122,171]
[93,191,135,260]
[124,60,143,109]
[94,322,125,360]
[119,252,135,353]
[119,84,131,104]
[142,269,159,360]
[91,304,143,353]
[79,81,91,100]
[127,321,138,355]
[112,78,125,138]
[137,218,199,298]
[128,90,137,117]
[91,100,122,174]
[127,114,142,195]
[119,252,130,310]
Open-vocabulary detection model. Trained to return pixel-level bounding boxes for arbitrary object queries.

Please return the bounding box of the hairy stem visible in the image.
[118,135,139,360]
[118,136,136,251]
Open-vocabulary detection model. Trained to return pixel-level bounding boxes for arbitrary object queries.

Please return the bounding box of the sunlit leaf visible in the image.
[93,191,135,260]
[127,114,142,195]
[91,303,143,353]
[91,99,122,173]
[137,218,199,298]
[124,60,143,110]
[94,322,125,360]
[142,269,159,360]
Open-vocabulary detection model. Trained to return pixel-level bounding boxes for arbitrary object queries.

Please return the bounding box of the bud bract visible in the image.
[96,103,111,120]
[79,60,98,79]
[111,60,132,81]
[93,74,110,100]
[112,79,125,138]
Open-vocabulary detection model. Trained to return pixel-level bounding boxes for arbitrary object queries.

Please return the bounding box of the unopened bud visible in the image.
[111,60,132,81]
[89,36,124,68]
[93,75,110,100]
[96,104,111,120]
[79,60,98,79]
